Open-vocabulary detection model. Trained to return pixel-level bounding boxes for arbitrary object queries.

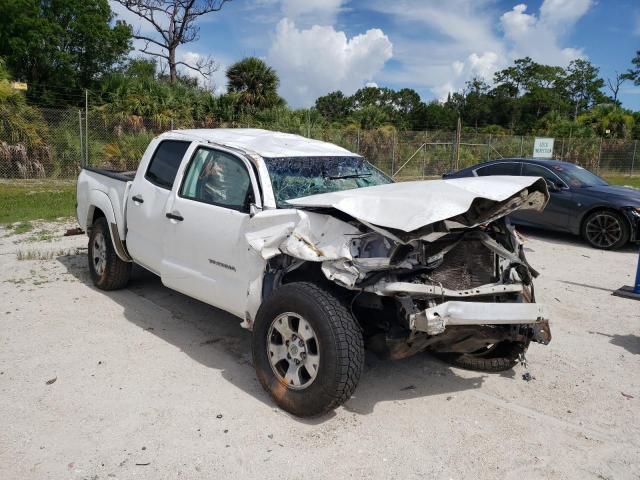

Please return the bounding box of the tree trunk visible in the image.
[169,47,177,83]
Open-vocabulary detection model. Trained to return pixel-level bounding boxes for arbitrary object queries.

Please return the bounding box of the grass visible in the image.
[0,180,76,224]
[602,175,640,189]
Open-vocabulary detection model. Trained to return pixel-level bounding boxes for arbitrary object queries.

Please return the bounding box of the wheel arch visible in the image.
[86,190,131,262]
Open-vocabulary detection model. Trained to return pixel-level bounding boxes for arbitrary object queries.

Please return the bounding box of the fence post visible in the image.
[422,130,427,179]
[391,130,396,177]
[560,138,565,160]
[596,137,603,174]
[85,89,89,167]
[631,140,637,175]
[356,129,360,153]
[78,110,84,168]
[519,136,524,157]
[487,134,492,162]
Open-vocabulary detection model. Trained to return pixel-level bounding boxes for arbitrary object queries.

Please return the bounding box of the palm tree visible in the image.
[226,57,283,110]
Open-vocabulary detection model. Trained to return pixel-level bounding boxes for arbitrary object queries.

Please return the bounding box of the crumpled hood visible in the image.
[286,176,549,232]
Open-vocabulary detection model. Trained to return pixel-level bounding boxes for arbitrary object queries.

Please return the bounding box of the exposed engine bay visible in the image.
[246,176,552,362]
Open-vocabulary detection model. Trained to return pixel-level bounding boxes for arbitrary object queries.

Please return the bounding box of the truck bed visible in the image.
[83,166,136,182]
[76,167,133,238]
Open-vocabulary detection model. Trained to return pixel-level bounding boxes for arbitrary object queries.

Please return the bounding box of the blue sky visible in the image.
[111,0,640,109]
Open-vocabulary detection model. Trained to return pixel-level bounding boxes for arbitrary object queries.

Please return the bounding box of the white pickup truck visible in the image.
[77,128,551,417]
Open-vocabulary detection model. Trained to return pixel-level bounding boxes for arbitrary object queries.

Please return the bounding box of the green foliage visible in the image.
[0,180,76,223]
[226,57,284,111]
[0,0,132,105]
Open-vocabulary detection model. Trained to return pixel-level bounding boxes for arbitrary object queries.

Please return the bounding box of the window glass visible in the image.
[475,162,521,176]
[145,140,191,189]
[522,163,563,185]
[180,148,253,212]
[263,157,392,207]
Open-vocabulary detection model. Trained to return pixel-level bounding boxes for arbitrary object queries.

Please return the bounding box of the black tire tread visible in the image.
[435,341,526,373]
[89,217,132,290]
[252,282,364,416]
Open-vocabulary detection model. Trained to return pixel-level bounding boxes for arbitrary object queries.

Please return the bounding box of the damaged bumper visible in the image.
[409,301,547,335]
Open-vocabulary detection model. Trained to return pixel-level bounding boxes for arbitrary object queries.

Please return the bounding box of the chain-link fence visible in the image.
[1,106,639,180]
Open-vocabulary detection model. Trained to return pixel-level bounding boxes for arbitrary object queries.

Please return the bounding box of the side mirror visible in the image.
[545,180,560,192]
[249,203,262,218]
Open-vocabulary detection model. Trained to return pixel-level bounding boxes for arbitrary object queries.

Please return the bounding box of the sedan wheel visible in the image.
[582,211,629,250]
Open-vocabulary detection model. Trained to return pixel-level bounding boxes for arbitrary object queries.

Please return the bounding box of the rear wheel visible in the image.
[252,282,364,417]
[88,217,132,290]
[582,210,629,250]
[434,341,527,372]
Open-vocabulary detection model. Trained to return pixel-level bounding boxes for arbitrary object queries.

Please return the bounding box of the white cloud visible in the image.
[267,19,393,107]
[365,82,379,88]
[500,2,590,65]
[280,0,346,26]
[371,0,593,101]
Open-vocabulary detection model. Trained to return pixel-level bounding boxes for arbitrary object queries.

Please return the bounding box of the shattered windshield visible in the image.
[263,156,393,207]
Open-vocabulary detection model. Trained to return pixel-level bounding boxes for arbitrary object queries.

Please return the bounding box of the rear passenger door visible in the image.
[511,162,573,231]
[126,139,193,274]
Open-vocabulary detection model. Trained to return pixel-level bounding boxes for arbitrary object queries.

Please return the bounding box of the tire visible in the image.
[252,282,364,417]
[435,341,527,373]
[88,216,132,290]
[581,210,630,250]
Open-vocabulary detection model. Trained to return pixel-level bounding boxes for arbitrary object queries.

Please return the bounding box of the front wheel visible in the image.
[252,282,364,417]
[581,210,629,250]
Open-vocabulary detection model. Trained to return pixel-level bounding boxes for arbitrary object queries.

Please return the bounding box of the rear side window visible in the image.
[145,140,191,189]
[475,162,522,176]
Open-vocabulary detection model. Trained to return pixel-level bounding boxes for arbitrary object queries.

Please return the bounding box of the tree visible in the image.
[606,72,626,105]
[315,91,353,123]
[565,59,605,119]
[114,0,232,83]
[226,57,283,110]
[622,50,640,85]
[0,0,132,104]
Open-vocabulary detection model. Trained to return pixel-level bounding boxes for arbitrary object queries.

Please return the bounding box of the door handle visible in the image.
[132,195,144,204]
[166,212,184,221]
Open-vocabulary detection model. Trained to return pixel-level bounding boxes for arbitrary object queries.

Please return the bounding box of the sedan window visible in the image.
[522,163,564,186]
[475,162,522,176]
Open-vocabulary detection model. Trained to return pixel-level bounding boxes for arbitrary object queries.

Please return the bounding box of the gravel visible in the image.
[0,220,638,479]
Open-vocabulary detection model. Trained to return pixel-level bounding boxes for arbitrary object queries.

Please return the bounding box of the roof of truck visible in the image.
[163,128,360,158]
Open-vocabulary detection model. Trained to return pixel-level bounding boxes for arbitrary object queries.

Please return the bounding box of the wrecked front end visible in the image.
[248,177,552,362]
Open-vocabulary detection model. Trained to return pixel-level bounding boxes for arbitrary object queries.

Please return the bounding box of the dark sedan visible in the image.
[443,158,640,249]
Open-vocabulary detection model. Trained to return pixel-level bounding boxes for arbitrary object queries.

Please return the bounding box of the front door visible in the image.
[512,162,574,231]
[161,146,262,318]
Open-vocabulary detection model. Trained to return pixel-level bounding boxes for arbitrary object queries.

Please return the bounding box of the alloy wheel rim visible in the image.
[93,231,107,276]
[585,213,622,248]
[267,312,320,390]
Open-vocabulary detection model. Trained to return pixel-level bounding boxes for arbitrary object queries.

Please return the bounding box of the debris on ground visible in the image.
[522,372,535,382]
[45,377,57,385]
[216,414,223,419]
[400,385,416,391]
[64,227,84,237]
[621,392,634,399]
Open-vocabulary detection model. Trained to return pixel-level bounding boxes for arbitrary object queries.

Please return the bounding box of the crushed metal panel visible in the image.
[286,176,549,232]
[245,209,359,261]
[410,301,548,335]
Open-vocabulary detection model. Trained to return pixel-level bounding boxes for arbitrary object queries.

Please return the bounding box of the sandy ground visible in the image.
[0,219,639,480]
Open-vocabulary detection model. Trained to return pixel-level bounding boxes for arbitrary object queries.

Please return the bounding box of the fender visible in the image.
[87,189,132,262]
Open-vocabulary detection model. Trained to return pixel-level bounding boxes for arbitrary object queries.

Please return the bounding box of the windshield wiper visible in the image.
[326,173,372,180]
